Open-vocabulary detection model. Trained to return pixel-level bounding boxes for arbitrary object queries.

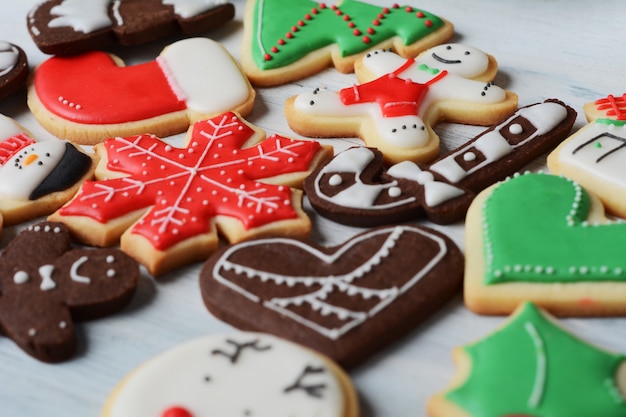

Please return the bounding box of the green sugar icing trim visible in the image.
[482,173,626,284]
[251,0,445,70]
[446,302,626,417]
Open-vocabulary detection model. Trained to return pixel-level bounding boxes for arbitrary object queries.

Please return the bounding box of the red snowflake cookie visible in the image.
[49,112,331,276]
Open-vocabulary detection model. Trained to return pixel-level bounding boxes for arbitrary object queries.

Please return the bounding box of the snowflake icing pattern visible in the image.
[59,112,322,251]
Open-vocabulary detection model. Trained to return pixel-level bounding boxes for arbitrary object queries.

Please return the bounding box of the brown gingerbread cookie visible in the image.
[0,41,28,100]
[0,221,140,362]
[27,0,235,55]
[304,99,576,226]
[200,224,463,368]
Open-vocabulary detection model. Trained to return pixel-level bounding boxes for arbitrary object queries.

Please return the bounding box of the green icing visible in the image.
[596,118,626,127]
[482,173,626,284]
[251,0,445,70]
[446,302,626,417]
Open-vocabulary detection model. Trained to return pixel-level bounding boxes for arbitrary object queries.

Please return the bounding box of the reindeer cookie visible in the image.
[49,112,331,276]
[0,41,28,100]
[285,43,519,164]
[27,0,235,55]
[548,93,626,219]
[0,114,94,228]
[102,332,359,417]
[0,221,140,362]
[28,37,255,145]
[304,99,576,226]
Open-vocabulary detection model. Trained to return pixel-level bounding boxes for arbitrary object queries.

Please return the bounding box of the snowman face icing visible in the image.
[417,43,489,78]
[107,333,345,417]
[0,140,68,200]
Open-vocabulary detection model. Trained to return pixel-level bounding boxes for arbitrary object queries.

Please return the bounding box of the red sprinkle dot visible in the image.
[362,35,371,44]
[162,406,193,417]
[319,3,327,9]
[271,46,279,53]
[416,11,425,18]
[367,27,375,34]
[405,6,413,12]
[424,19,433,27]
[331,5,337,10]
[353,29,361,36]
[291,25,298,32]
[373,19,381,26]
[335,9,342,15]
[286,32,294,39]
[348,22,355,28]
[298,20,305,26]
[304,13,312,20]
[383,7,390,13]
[378,13,385,19]
[278,38,286,45]
[392,4,399,8]
[264,53,272,61]
[343,14,351,21]
[311,7,318,14]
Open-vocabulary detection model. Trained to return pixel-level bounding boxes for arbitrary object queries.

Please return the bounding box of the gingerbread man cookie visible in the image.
[49,112,331,276]
[548,93,626,219]
[0,113,94,228]
[285,44,519,164]
[201,224,463,368]
[0,41,28,100]
[102,332,359,417]
[304,99,576,226]
[28,37,255,145]
[0,221,140,362]
[27,0,235,55]
[241,0,454,86]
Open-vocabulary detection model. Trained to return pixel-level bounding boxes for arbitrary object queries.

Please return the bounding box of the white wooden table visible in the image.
[1,1,625,416]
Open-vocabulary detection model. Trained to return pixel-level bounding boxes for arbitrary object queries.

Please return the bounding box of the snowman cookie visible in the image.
[28,37,255,145]
[101,332,359,417]
[27,0,235,55]
[285,43,518,164]
[0,114,94,227]
[0,41,28,100]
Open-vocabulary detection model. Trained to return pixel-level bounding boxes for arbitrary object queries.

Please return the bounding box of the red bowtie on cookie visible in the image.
[285,43,519,165]
[28,37,255,145]
[200,224,463,369]
[27,0,235,55]
[0,113,94,228]
[49,112,332,276]
[304,99,576,226]
[0,221,140,362]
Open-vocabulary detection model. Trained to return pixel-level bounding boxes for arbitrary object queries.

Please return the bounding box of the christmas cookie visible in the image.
[548,93,626,218]
[28,37,255,145]
[200,224,463,368]
[0,113,94,227]
[0,41,28,100]
[241,0,454,86]
[0,221,140,362]
[102,332,359,417]
[49,112,332,276]
[27,0,235,55]
[428,302,626,417]
[304,99,576,226]
[285,44,519,165]
[464,172,626,316]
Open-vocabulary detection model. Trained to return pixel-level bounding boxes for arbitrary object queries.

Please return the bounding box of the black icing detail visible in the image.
[211,338,272,364]
[29,142,91,200]
[283,365,327,398]
[431,53,461,65]
[572,132,626,163]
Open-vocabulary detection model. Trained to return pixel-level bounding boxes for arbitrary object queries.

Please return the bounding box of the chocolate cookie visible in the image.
[0,221,140,362]
[200,224,463,368]
[0,41,28,100]
[27,0,236,55]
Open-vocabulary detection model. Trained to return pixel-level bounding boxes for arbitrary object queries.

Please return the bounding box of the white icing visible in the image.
[0,42,18,78]
[414,43,489,79]
[162,0,225,18]
[509,123,523,135]
[463,152,476,162]
[158,38,250,114]
[0,140,68,199]
[0,113,25,141]
[431,101,569,182]
[48,0,112,33]
[13,271,29,284]
[107,333,344,417]
[70,256,91,284]
[213,225,448,340]
[39,264,56,291]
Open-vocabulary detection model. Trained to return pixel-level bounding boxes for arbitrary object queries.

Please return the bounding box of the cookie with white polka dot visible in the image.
[0,221,140,362]
[304,99,576,227]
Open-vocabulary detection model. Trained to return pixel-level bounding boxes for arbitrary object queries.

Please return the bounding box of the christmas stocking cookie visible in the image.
[28,37,255,145]
[0,221,140,362]
[0,113,94,228]
[49,112,332,276]
[27,0,235,55]
[548,93,626,218]
[285,43,519,164]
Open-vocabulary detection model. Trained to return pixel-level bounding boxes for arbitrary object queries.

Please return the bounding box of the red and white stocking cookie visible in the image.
[0,221,140,362]
[285,43,518,164]
[28,37,255,145]
[0,113,94,228]
[49,112,332,276]
[27,0,235,55]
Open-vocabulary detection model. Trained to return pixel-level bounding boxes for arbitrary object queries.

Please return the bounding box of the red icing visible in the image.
[0,133,35,166]
[59,113,322,250]
[162,406,193,417]
[34,51,186,125]
[595,93,626,120]
[339,66,448,118]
